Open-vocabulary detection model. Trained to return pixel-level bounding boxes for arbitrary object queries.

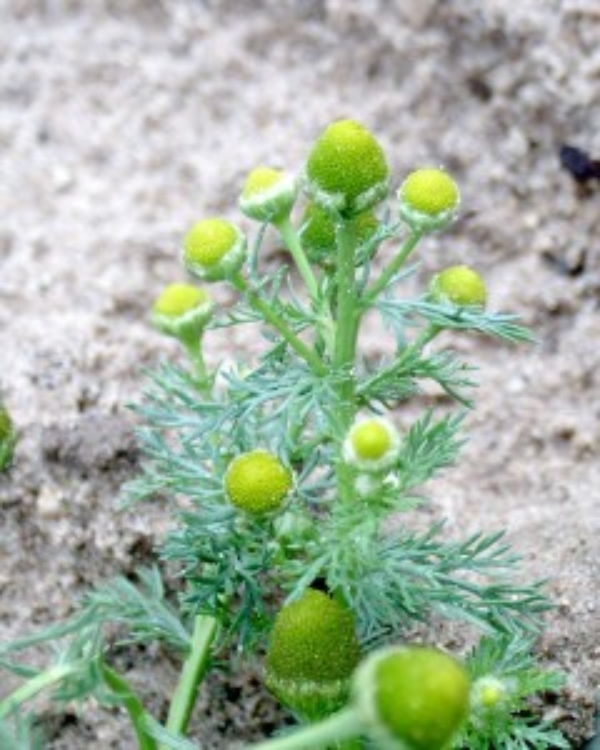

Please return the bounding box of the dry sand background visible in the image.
[1,0,599,747]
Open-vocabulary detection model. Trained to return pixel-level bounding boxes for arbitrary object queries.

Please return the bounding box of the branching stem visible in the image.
[332,218,361,502]
[359,323,441,396]
[276,216,319,301]
[101,664,158,750]
[362,230,423,307]
[231,273,326,375]
[245,707,363,750]
[181,334,210,393]
[162,614,218,744]
[0,663,76,720]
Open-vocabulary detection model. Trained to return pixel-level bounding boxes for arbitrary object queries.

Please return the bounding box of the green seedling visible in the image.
[0,119,568,749]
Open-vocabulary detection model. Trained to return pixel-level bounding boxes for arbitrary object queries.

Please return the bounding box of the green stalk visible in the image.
[358,323,441,397]
[276,216,319,301]
[332,219,361,502]
[162,614,218,744]
[101,664,158,750]
[246,707,363,750]
[276,216,336,357]
[231,273,326,375]
[362,230,423,308]
[0,663,76,719]
[180,334,210,393]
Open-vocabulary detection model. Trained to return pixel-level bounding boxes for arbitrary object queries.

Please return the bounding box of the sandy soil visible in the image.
[1,1,599,747]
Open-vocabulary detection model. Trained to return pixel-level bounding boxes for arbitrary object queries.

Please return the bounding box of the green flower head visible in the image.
[354,645,471,750]
[399,168,460,233]
[183,218,246,282]
[430,265,487,308]
[239,166,297,224]
[224,450,292,516]
[304,119,390,215]
[152,283,213,340]
[344,416,400,474]
[265,589,361,720]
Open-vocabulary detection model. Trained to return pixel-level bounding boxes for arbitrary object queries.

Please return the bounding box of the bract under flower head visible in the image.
[344,416,400,473]
[152,284,213,341]
[304,119,389,215]
[430,265,487,308]
[354,645,470,750]
[239,166,297,224]
[265,589,361,720]
[399,168,460,233]
[183,218,246,282]
[224,450,292,516]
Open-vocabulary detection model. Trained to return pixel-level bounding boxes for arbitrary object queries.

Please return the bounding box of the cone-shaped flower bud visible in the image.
[429,265,487,308]
[353,646,470,750]
[300,203,379,267]
[399,168,460,233]
[0,404,17,472]
[152,284,214,342]
[344,416,400,474]
[183,218,246,282]
[304,119,389,215]
[224,450,292,516]
[239,166,297,224]
[265,589,361,720]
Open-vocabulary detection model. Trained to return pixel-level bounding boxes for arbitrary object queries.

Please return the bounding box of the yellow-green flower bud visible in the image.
[471,675,510,711]
[399,168,460,233]
[0,403,17,473]
[183,218,246,282]
[239,166,297,224]
[152,284,213,341]
[224,450,292,516]
[265,589,361,720]
[300,203,379,267]
[344,417,400,474]
[429,265,487,308]
[353,646,470,750]
[304,119,390,215]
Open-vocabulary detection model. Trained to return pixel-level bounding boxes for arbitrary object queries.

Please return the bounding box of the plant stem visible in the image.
[362,230,423,307]
[358,323,441,397]
[277,216,336,357]
[163,614,218,743]
[332,218,361,502]
[276,216,319,301]
[246,707,363,750]
[181,334,210,393]
[231,273,326,375]
[101,664,158,750]
[0,663,76,719]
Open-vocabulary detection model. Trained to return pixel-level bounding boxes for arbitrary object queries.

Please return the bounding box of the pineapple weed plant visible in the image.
[0,120,570,750]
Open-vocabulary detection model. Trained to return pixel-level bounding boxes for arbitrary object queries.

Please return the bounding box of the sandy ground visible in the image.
[1,0,599,747]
